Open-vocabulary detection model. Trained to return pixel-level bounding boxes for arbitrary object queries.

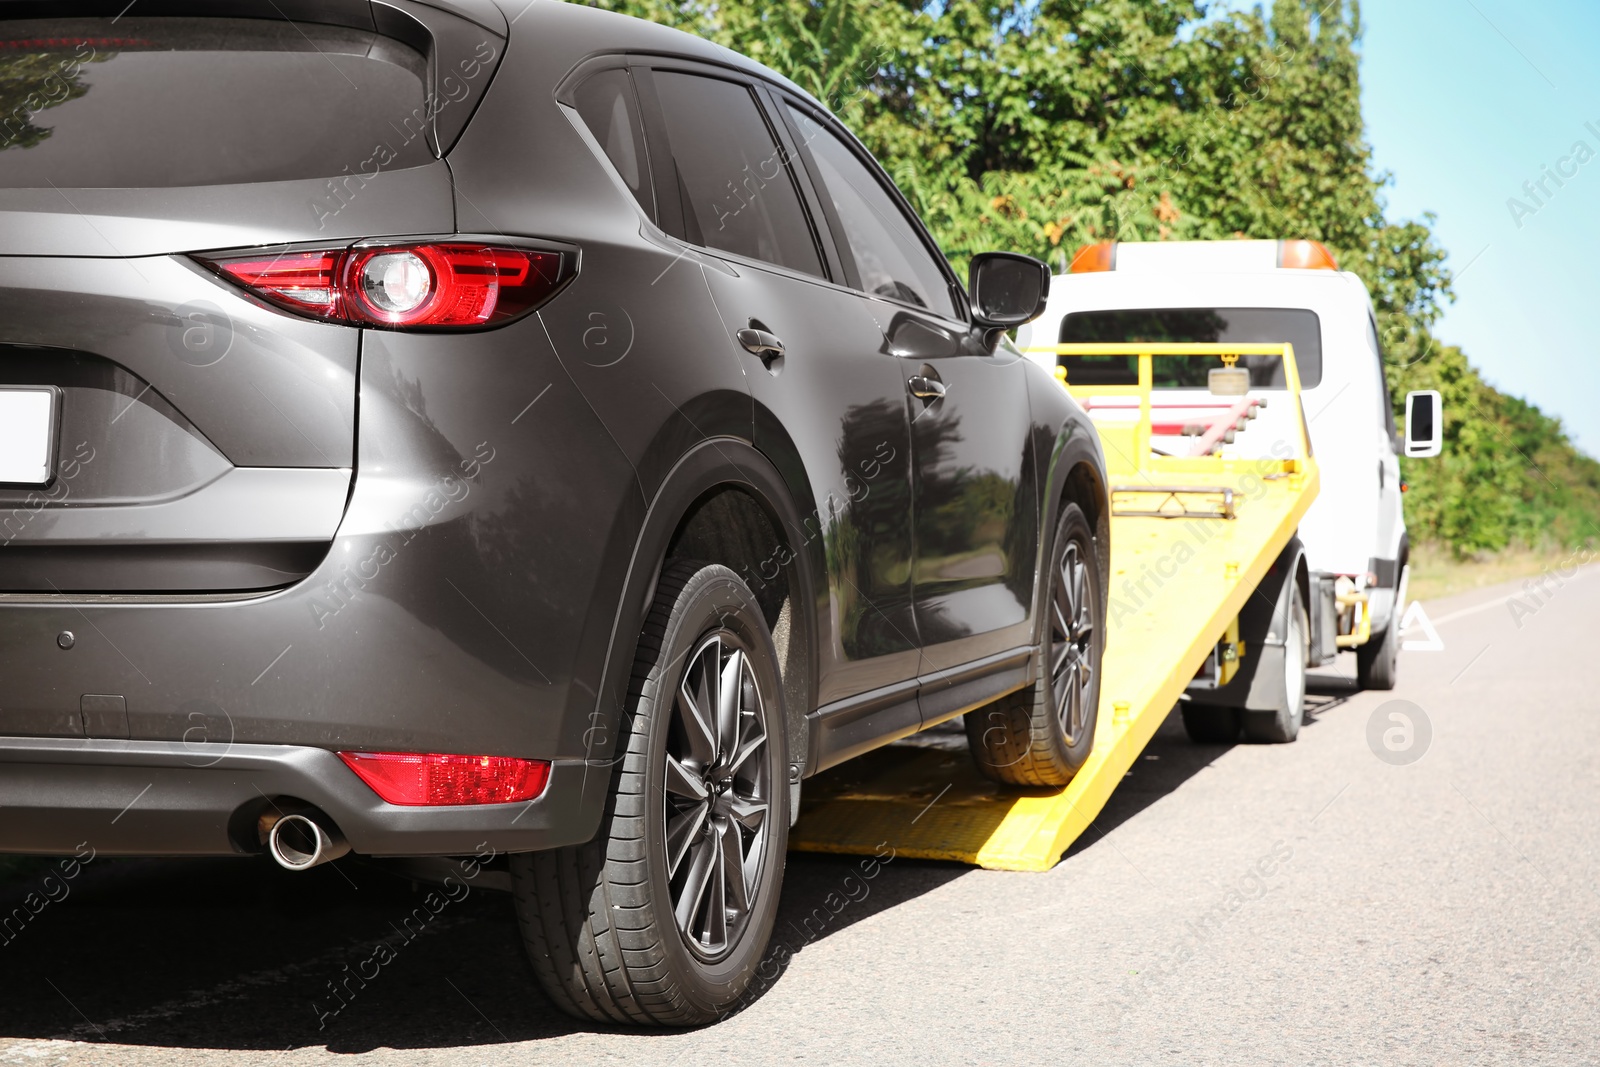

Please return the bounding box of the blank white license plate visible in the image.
[0,387,58,485]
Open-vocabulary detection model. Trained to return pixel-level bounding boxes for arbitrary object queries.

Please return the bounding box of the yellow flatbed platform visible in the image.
[790,344,1320,871]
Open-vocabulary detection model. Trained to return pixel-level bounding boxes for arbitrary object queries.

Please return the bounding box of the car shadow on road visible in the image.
[0,855,603,1051]
[0,689,1367,1051]
[1061,704,1224,859]
[1307,669,1360,722]
[1061,680,1354,861]
[0,839,968,1050]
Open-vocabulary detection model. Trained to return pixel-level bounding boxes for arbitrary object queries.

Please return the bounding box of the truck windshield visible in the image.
[1058,307,1323,389]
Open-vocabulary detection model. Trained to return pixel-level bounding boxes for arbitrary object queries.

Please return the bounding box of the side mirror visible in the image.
[1404,390,1442,458]
[968,252,1050,329]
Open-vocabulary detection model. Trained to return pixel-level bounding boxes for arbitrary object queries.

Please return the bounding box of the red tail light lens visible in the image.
[337,751,551,806]
[207,250,343,316]
[197,242,570,329]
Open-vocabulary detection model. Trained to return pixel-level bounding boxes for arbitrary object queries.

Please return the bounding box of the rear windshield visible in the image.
[1058,307,1324,389]
[0,18,432,188]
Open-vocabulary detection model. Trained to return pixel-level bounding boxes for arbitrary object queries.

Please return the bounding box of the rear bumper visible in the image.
[0,312,647,861]
[0,737,605,858]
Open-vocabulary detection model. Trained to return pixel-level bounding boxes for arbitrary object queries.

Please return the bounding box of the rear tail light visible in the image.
[337,751,551,806]
[1069,241,1116,273]
[195,241,571,329]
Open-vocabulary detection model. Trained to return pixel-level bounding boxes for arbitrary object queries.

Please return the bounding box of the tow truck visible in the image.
[1033,239,1445,695]
[787,239,1444,872]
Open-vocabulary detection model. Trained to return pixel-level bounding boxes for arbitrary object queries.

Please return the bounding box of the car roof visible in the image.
[503,1,822,111]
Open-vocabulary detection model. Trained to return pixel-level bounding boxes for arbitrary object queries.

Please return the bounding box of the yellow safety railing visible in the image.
[1022,342,1313,475]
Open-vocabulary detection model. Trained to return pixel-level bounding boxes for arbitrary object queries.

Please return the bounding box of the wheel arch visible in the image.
[1039,418,1112,630]
[1188,535,1307,713]
[1294,538,1313,621]
[1063,456,1110,598]
[595,437,821,787]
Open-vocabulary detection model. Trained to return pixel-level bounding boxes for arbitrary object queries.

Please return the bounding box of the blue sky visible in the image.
[1357,0,1600,454]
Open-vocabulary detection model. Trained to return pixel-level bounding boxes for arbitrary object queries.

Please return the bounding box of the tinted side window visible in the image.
[785,104,958,319]
[649,72,823,277]
[573,68,653,219]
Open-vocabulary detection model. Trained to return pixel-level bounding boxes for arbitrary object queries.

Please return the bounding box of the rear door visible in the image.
[632,64,922,737]
[778,102,1039,698]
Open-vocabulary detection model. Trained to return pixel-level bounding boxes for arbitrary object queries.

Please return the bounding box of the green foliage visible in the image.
[1389,339,1600,555]
[584,0,1599,556]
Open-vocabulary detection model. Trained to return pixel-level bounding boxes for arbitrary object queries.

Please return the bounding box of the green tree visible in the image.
[583,0,1597,555]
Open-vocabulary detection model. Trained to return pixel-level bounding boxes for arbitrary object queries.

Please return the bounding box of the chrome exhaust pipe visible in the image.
[266,812,350,871]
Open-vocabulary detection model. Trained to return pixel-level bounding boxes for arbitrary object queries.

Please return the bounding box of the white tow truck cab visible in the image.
[1017,238,1442,694]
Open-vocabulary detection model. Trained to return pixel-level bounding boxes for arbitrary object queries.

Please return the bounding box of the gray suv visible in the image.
[0,0,1108,1024]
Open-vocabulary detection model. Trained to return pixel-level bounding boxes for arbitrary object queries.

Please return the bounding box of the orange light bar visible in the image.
[1277,239,1338,270]
[1069,241,1117,273]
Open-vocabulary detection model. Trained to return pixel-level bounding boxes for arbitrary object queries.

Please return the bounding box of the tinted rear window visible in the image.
[573,68,654,219]
[0,18,432,188]
[1058,307,1323,389]
[649,71,824,278]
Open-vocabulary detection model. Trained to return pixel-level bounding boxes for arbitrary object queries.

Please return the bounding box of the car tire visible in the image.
[1241,589,1309,744]
[513,560,789,1026]
[966,503,1103,787]
[1180,704,1240,744]
[1357,615,1399,690]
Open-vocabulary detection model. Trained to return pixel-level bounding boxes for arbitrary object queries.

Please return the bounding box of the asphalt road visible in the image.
[2,569,1596,1066]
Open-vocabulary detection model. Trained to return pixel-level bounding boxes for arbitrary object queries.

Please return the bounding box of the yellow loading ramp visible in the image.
[790,344,1320,872]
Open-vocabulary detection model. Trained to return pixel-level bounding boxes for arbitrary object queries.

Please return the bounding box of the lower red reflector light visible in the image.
[337,751,551,806]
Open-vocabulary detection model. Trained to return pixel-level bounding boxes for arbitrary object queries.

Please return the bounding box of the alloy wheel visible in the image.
[1050,540,1096,747]
[662,631,772,961]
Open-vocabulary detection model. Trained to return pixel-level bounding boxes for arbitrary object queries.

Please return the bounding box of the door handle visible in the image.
[908,374,946,400]
[737,327,785,364]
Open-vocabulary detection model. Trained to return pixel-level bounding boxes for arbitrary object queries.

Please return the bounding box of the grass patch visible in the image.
[1409,543,1595,603]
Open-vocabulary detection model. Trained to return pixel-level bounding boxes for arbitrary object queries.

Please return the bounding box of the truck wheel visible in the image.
[1357,616,1399,690]
[513,560,789,1026]
[1180,704,1240,743]
[1241,589,1309,744]
[966,503,1103,787]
